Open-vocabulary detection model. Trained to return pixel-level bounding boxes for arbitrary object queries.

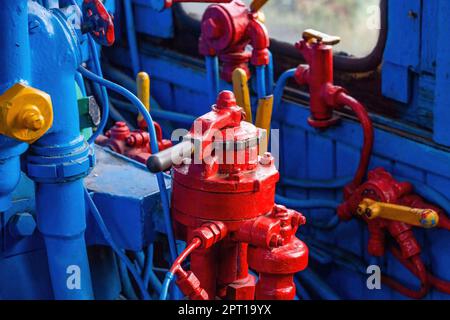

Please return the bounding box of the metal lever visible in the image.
[302,29,341,46]
[357,198,440,228]
[147,140,194,173]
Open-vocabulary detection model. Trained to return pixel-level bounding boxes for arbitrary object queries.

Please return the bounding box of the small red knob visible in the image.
[216,90,236,109]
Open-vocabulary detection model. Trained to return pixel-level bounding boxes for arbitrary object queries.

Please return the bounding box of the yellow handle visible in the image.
[250,0,269,12]
[255,95,273,154]
[232,68,253,123]
[302,29,341,46]
[357,198,439,228]
[137,72,150,124]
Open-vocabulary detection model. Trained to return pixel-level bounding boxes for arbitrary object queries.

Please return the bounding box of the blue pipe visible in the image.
[265,52,274,95]
[75,72,87,96]
[296,268,341,300]
[205,56,220,105]
[134,249,162,294]
[294,276,312,300]
[273,68,296,111]
[142,245,163,294]
[0,0,30,212]
[283,176,352,189]
[78,67,179,267]
[26,1,94,299]
[160,272,175,300]
[84,189,151,300]
[118,258,139,300]
[256,65,267,99]
[275,195,340,229]
[124,0,140,76]
[111,97,196,124]
[275,194,340,209]
[87,35,110,144]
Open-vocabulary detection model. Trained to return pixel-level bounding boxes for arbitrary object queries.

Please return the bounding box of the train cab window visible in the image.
[183,0,381,58]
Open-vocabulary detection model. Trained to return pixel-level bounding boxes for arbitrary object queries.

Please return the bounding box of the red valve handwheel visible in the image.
[82,0,115,46]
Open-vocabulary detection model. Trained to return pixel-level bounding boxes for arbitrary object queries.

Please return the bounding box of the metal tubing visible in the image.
[205,56,220,105]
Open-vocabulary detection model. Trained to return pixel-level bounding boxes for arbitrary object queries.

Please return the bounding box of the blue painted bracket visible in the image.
[84,145,170,251]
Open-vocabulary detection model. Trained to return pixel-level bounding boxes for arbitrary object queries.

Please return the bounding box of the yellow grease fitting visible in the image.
[357,198,439,228]
[255,95,274,154]
[0,83,53,144]
[232,68,253,123]
[137,72,150,123]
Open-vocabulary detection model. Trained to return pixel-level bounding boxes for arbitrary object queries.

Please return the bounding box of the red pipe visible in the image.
[381,253,429,299]
[390,247,450,295]
[335,92,374,192]
[169,237,202,274]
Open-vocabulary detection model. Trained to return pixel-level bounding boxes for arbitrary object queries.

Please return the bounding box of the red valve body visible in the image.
[337,168,450,298]
[96,121,172,164]
[82,0,115,46]
[199,0,270,82]
[294,40,345,128]
[171,91,308,300]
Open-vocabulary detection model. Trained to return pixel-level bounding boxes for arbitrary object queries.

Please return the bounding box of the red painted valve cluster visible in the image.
[199,0,270,81]
[81,0,115,46]
[148,91,308,300]
[96,121,172,164]
[338,168,450,298]
[293,29,374,195]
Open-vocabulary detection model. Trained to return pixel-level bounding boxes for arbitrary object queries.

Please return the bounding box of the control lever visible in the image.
[147,140,194,173]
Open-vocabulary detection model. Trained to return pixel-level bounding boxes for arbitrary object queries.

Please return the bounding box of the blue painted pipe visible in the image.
[275,194,340,209]
[256,65,267,99]
[265,51,274,95]
[296,268,341,300]
[273,68,296,111]
[124,0,140,76]
[78,67,179,269]
[205,56,220,105]
[26,1,94,299]
[0,0,30,212]
[87,35,110,144]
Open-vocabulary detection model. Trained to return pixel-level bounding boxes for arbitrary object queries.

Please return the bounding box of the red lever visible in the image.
[82,0,115,46]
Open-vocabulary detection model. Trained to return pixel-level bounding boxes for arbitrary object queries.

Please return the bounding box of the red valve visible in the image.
[293,30,374,193]
[199,0,270,81]
[338,168,450,298]
[150,90,308,300]
[82,0,115,46]
[96,121,172,164]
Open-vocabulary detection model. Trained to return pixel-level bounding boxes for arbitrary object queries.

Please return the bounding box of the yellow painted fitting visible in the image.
[250,0,269,12]
[232,68,252,123]
[357,198,439,228]
[0,83,53,144]
[137,72,150,123]
[255,95,273,136]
